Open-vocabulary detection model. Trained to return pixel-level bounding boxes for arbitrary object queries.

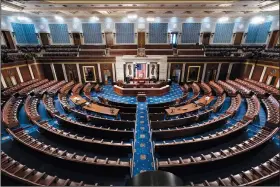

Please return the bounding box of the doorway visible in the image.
[234,32,243,45]
[39,33,50,45]
[72,33,81,45]
[171,69,181,83]
[202,32,211,45]
[1,31,15,49]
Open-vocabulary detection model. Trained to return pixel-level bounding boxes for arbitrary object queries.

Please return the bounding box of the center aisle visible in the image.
[132,102,156,176]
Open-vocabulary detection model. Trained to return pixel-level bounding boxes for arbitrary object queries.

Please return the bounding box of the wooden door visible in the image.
[2,31,15,49]
[40,33,50,45]
[138,32,145,48]
[105,32,114,48]
[268,30,279,48]
[72,32,81,45]
[234,32,243,45]
[202,32,211,45]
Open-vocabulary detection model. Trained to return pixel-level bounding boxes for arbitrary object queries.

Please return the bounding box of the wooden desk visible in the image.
[114,85,170,96]
[70,95,87,106]
[83,103,120,116]
[166,96,214,116]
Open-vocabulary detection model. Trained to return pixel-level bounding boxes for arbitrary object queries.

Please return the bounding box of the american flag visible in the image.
[136,64,146,78]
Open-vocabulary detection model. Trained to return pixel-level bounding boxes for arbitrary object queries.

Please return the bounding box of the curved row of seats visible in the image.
[217,80,237,97]
[32,80,57,95]
[83,83,94,101]
[235,79,267,98]
[7,128,131,169]
[151,109,212,129]
[56,114,134,140]
[211,93,226,112]
[226,94,242,116]
[2,79,39,97]
[244,78,280,98]
[35,120,132,156]
[1,151,94,186]
[209,81,224,96]
[244,95,260,121]
[157,127,278,170]
[199,82,212,96]
[19,79,49,96]
[262,95,280,128]
[152,113,230,140]
[226,79,252,97]
[190,153,279,186]
[155,120,252,155]
[72,83,84,95]
[47,81,67,95]
[24,96,40,121]
[2,96,23,128]
[43,94,59,117]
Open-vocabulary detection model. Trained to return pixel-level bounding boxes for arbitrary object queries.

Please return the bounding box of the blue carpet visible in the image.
[54,98,66,115]
[96,84,183,104]
[38,100,51,121]
[132,102,155,176]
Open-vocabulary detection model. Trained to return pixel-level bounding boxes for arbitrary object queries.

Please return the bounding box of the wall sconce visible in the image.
[200,33,203,37]
[69,33,72,38]
[211,33,215,37]
[80,33,83,37]
[102,33,105,38]
[47,33,51,38]
[233,33,236,37]
[36,33,40,38]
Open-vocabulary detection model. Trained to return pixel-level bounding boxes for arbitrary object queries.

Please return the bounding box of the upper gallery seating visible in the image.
[17,45,42,53]
[177,45,204,56]
[145,45,174,55]
[79,45,106,56]
[43,45,79,57]
[109,45,137,56]
[204,45,242,57]
[260,48,280,59]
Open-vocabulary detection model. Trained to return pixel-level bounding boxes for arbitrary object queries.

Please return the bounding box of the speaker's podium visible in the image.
[137,93,146,102]
[125,171,183,186]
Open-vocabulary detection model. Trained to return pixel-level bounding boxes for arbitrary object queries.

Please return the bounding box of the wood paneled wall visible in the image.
[251,65,264,81]
[54,64,64,81]
[138,32,145,48]
[1,63,44,88]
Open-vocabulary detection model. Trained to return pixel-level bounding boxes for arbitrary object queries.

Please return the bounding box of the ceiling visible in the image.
[1,0,279,19]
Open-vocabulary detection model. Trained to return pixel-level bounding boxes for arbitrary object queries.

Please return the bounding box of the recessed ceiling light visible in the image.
[147,17,155,22]
[218,4,232,7]
[218,17,229,22]
[128,14,138,19]
[251,16,265,24]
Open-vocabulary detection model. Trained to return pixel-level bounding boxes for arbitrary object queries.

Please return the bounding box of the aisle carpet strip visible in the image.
[132,102,155,176]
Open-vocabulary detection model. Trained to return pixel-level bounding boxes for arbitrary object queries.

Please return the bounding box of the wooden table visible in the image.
[70,95,87,106]
[83,103,120,117]
[165,96,214,116]
[114,85,170,96]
